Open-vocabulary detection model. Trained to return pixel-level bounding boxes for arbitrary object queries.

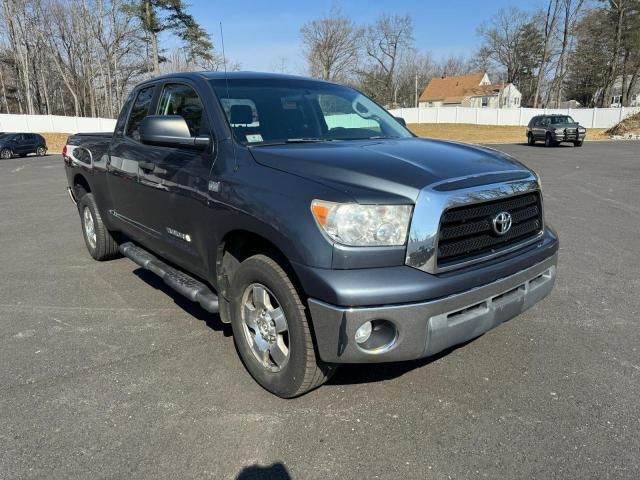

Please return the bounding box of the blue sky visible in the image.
[180,0,531,74]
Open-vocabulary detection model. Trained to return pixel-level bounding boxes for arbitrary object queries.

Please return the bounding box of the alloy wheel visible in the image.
[83,206,97,250]
[240,283,290,372]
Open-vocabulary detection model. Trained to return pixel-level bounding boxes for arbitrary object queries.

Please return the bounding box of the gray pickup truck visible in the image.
[63,72,558,397]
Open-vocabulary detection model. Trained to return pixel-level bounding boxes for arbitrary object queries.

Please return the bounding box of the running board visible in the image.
[119,242,219,313]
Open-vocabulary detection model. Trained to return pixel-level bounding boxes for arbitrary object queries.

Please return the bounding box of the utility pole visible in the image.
[415,71,418,108]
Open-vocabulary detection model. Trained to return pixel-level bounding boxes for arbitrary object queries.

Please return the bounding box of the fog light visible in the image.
[354,321,372,344]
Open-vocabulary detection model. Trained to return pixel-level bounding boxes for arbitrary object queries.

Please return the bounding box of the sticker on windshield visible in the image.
[246,134,263,143]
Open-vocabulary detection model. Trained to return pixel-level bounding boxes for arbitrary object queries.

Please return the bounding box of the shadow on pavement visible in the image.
[236,462,292,480]
[328,340,473,385]
[132,267,232,337]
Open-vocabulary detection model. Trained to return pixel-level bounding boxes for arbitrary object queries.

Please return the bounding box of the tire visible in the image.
[574,140,583,147]
[0,148,12,159]
[544,133,555,147]
[229,254,335,398]
[36,146,47,156]
[527,133,535,146]
[77,191,120,261]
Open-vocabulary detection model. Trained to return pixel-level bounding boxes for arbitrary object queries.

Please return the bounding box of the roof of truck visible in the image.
[140,71,324,84]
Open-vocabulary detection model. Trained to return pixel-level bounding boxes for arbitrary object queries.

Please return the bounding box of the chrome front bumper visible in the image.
[308,253,557,363]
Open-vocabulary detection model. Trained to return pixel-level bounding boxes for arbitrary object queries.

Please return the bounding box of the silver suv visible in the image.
[527,115,586,147]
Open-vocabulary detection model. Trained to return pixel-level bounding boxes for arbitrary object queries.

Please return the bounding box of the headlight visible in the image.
[553,128,564,134]
[311,200,412,246]
[578,127,586,132]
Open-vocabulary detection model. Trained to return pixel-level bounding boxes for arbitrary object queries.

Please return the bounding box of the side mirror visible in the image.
[394,116,407,127]
[140,115,210,149]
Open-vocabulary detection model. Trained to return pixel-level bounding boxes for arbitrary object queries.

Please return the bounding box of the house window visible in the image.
[515,97,520,106]
[611,95,622,105]
[481,97,489,108]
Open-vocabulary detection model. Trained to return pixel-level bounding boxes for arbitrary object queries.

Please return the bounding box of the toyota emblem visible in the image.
[492,211,512,235]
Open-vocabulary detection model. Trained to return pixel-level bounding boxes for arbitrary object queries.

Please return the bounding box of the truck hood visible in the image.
[249,137,533,203]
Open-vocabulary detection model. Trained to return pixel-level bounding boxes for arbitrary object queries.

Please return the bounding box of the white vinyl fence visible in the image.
[0,114,116,133]
[388,106,640,129]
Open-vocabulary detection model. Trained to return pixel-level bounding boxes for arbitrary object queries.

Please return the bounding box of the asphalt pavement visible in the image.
[1,141,639,479]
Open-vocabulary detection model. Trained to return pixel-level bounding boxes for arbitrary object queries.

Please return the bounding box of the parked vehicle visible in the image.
[63,72,558,397]
[0,133,47,159]
[526,114,586,147]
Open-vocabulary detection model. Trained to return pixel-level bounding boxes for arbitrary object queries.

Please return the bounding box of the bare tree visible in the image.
[301,6,362,81]
[533,0,561,107]
[438,54,473,77]
[0,0,231,117]
[361,13,414,105]
[477,7,544,105]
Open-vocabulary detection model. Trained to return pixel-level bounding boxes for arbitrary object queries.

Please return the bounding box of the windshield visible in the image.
[210,78,412,145]
[550,116,576,124]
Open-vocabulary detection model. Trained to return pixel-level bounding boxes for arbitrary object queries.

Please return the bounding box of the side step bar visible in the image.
[119,242,219,313]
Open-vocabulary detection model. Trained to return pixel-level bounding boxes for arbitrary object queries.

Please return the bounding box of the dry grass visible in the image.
[42,132,71,153]
[605,112,640,136]
[408,123,609,144]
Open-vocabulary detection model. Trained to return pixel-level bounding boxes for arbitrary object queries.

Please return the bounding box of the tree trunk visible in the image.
[601,0,625,107]
[0,67,9,113]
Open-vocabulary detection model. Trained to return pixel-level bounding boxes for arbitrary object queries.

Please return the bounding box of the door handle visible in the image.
[138,161,155,172]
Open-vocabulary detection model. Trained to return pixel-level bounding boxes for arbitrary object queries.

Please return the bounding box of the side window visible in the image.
[125,85,155,141]
[156,83,207,136]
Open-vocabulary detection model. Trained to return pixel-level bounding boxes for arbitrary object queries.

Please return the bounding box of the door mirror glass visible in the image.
[140,115,210,149]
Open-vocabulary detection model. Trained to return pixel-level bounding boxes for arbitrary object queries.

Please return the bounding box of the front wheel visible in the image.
[77,192,120,261]
[544,133,555,147]
[229,254,335,398]
[0,148,12,159]
[574,140,583,147]
[527,133,535,146]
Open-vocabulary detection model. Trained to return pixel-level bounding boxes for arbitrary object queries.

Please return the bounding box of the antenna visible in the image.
[219,21,237,170]
[219,21,228,75]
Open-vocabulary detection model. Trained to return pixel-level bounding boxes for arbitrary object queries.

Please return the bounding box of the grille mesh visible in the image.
[437,192,543,267]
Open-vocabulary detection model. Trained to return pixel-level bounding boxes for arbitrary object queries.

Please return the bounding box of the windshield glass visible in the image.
[550,116,575,124]
[210,78,412,145]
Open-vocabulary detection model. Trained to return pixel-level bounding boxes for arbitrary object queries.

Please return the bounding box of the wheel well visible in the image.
[73,174,91,195]
[216,230,300,301]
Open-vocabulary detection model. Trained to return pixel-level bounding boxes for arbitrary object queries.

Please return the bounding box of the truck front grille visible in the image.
[437,192,543,268]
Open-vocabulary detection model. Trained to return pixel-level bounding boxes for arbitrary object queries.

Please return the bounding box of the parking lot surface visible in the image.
[1,141,639,479]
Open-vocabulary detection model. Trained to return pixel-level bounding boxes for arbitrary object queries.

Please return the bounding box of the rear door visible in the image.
[532,117,546,139]
[134,81,215,276]
[23,134,37,154]
[107,84,159,243]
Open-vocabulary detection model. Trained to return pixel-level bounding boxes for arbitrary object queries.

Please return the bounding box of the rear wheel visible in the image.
[0,148,12,159]
[36,146,47,156]
[229,254,334,398]
[77,191,120,261]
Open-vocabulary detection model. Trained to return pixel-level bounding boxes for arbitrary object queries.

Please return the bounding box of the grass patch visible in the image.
[42,133,71,153]
[408,123,609,144]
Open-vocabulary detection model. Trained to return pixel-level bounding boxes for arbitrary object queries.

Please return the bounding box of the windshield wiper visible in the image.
[250,138,328,147]
[337,136,399,141]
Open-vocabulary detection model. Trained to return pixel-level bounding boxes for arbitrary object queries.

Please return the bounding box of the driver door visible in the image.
[134,81,215,277]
